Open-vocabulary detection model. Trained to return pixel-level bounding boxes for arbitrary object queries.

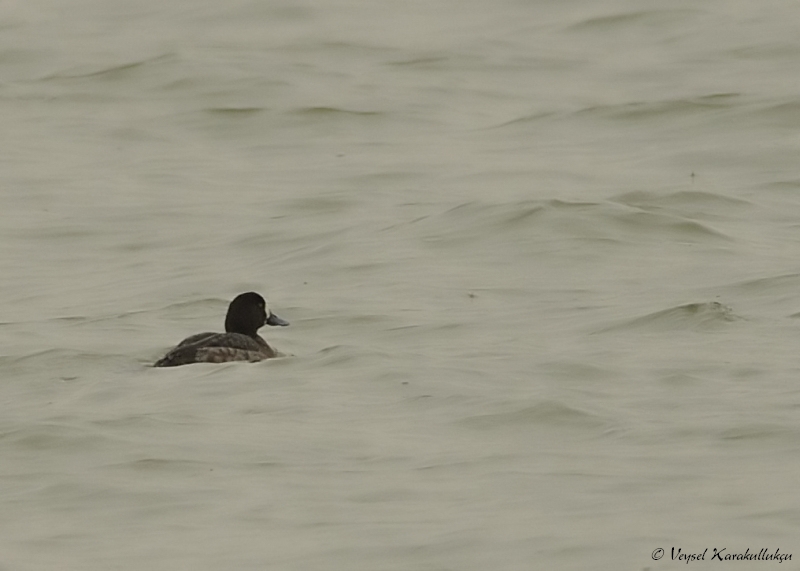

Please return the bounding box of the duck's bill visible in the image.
[266,312,290,326]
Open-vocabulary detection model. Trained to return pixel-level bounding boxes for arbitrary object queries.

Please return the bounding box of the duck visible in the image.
[154,292,289,367]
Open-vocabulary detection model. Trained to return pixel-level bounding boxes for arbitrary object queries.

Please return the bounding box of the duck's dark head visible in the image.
[225,292,289,336]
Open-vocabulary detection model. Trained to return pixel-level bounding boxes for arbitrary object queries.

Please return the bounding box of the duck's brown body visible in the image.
[154,293,288,367]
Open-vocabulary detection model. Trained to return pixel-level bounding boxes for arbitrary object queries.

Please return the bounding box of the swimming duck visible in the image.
[154,292,289,367]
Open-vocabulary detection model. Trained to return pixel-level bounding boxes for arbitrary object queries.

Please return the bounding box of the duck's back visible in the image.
[154,332,277,367]
[174,332,218,349]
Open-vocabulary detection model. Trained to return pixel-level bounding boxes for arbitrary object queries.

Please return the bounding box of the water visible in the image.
[2,0,800,569]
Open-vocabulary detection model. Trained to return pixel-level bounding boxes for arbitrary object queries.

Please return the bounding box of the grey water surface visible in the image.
[2,0,800,569]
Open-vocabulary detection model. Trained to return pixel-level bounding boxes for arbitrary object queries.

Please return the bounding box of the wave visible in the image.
[460,400,608,431]
[396,198,732,248]
[594,301,739,334]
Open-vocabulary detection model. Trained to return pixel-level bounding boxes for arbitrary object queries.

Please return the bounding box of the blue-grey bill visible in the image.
[266,312,289,326]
